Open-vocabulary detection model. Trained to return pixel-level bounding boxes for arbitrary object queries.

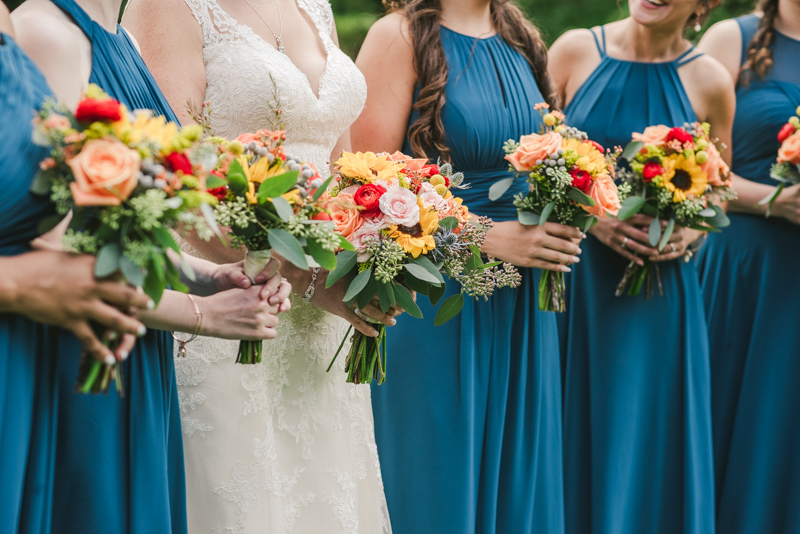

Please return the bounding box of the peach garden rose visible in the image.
[505,131,563,172]
[632,125,672,147]
[778,130,800,164]
[584,173,620,218]
[67,137,141,206]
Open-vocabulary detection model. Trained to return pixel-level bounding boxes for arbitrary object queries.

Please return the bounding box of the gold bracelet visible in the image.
[172,293,203,357]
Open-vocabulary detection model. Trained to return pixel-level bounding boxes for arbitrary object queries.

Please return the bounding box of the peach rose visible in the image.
[778,130,800,164]
[328,193,364,238]
[505,132,563,172]
[700,143,731,187]
[583,173,620,218]
[389,150,427,171]
[632,125,671,147]
[67,138,141,206]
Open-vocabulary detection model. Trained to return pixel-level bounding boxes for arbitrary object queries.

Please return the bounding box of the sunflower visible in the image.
[112,108,179,149]
[661,153,708,202]
[335,151,405,183]
[562,137,606,175]
[389,199,438,258]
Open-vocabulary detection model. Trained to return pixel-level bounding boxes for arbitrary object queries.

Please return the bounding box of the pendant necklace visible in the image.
[242,0,285,53]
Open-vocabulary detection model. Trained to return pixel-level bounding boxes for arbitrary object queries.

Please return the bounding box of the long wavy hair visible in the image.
[383,0,557,161]
[740,0,779,84]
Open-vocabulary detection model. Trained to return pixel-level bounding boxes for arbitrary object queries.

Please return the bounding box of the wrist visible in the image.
[0,264,23,313]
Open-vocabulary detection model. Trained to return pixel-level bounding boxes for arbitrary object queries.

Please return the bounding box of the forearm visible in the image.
[278,256,313,299]
[0,257,24,313]
[728,174,775,216]
[138,289,201,333]
[167,249,222,296]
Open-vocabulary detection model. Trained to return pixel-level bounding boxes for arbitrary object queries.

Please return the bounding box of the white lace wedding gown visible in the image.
[173,2,390,532]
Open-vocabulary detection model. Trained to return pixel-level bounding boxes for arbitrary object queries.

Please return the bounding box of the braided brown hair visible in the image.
[740,0,780,84]
[383,0,557,161]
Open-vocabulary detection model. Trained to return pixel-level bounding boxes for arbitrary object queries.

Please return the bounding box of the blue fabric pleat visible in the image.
[697,14,800,534]
[559,27,715,534]
[44,1,187,532]
[0,35,58,534]
[371,26,565,534]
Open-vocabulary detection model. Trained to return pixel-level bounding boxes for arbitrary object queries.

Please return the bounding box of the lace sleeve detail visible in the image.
[297,0,335,40]
[183,0,259,47]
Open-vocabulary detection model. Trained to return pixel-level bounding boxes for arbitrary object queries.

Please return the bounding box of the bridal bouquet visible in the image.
[31,84,219,394]
[499,103,620,312]
[209,129,344,364]
[614,122,736,298]
[325,151,521,385]
[761,105,800,215]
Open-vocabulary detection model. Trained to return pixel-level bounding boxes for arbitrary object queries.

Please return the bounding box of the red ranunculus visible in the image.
[778,123,797,143]
[208,187,228,201]
[584,140,605,154]
[642,161,664,182]
[353,183,387,218]
[164,152,193,175]
[569,169,592,193]
[665,127,693,145]
[75,98,123,123]
[420,164,439,177]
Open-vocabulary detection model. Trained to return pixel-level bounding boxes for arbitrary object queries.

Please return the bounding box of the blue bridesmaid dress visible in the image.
[46,1,187,532]
[0,34,57,534]
[697,15,800,534]
[558,27,715,534]
[371,26,565,534]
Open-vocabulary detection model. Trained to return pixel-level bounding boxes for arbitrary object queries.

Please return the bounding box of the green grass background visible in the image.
[3,0,755,58]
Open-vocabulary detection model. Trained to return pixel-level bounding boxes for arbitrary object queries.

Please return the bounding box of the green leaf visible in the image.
[434,293,464,326]
[227,173,248,196]
[326,250,358,288]
[267,229,308,270]
[698,207,717,217]
[439,216,458,231]
[119,256,144,287]
[307,238,337,271]
[37,214,63,235]
[567,187,596,207]
[707,204,731,228]
[402,274,431,296]
[404,263,441,285]
[657,218,675,252]
[143,266,167,305]
[152,226,181,254]
[474,261,502,270]
[358,273,378,309]
[518,210,540,226]
[205,175,228,189]
[271,196,295,222]
[311,175,334,202]
[464,253,483,273]
[95,243,121,278]
[257,170,300,202]
[429,282,446,306]
[617,195,645,220]
[338,235,355,252]
[377,282,395,313]
[410,255,445,285]
[540,201,555,224]
[621,140,645,161]
[648,216,661,247]
[393,283,423,319]
[641,203,658,217]
[344,268,372,302]
[30,168,56,196]
[488,177,515,201]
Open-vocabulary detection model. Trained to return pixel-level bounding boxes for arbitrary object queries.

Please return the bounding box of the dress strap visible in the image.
[736,14,761,66]
[48,0,95,37]
[676,48,703,67]
[590,26,607,57]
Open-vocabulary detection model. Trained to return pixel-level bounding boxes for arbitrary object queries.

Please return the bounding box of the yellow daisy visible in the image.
[661,153,708,202]
[562,137,606,175]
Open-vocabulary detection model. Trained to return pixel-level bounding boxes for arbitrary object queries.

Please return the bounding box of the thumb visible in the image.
[231,272,251,289]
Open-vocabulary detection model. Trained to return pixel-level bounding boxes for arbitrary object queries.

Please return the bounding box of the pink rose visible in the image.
[505,132,563,172]
[418,182,449,211]
[328,193,363,238]
[378,184,420,226]
[700,143,730,187]
[583,173,620,218]
[350,218,391,261]
[67,138,141,206]
[632,125,671,146]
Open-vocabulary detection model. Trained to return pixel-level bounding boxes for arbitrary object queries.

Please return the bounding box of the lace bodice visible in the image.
[184,0,366,174]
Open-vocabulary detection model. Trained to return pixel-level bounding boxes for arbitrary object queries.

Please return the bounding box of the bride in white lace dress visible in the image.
[125,1,392,532]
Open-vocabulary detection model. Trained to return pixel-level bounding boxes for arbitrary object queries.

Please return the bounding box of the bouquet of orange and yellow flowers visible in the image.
[31,84,220,394]
[499,103,620,312]
[324,151,521,385]
[614,122,735,298]
[209,129,344,364]
[761,105,800,215]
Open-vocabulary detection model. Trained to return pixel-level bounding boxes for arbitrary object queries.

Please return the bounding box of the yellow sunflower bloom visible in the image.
[112,109,179,149]
[246,181,258,204]
[335,151,405,183]
[661,153,708,202]
[562,137,606,175]
[389,199,438,258]
[248,156,285,184]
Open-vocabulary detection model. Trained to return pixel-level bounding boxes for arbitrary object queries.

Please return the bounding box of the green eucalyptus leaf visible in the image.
[648,216,661,247]
[152,226,181,254]
[120,256,145,287]
[539,201,555,224]
[488,177,515,201]
[338,235,356,251]
[393,284,423,319]
[311,175,334,201]
[205,175,228,189]
[344,268,372,302]
[326,250,357,288]
[95,244,121,278]
[567,187,596,207]
[257,171,300,202]
[621,140,645,161]
[707,204,731,228]
[434,293,465,326]
[410,255,445,285]
[307,238,337,271]
[617,195,645,220]
[518,211,540,226]
[657,218,675,252]
[227,172,248,196]
[439,216,458,231]
[267,229,308,270]
[404,263,440,285]
[271,196,295,222]
[377,282,395,313]
[357,273,378,309]
[429,282,446,306]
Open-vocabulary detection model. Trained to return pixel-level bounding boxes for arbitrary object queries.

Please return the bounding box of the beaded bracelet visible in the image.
[303,267,321,304]
[172,293,203,357]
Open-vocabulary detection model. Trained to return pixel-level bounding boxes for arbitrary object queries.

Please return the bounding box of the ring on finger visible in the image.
[354,307,369,321]
[669,242,676,253]
[621,237,629,250]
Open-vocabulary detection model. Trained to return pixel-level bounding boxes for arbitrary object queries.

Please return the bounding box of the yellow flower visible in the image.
[389,199,437,258]
[335,151,405,183]
[247,156,285,184]
[246,181,258,204]
[112,108,179,149]
[562,137,606,175]
[281,189,301,205]
[661,153,708,202]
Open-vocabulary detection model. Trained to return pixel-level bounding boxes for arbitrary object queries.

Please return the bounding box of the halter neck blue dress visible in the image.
[697,15,800,534]
[0,34,57,534]
[558,27,715,534]
[371,26,565,534]
[46,1,187,532]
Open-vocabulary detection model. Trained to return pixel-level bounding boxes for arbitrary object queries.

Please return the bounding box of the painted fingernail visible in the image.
[104,354,116,366]
[370,330,379,337]
[577,248,583,254]
[390,318,397,326]
[572,256,580,263]
[146,299,155,310]
[562,266,572,272]
[119,350,129,361]
[137,325,147,337]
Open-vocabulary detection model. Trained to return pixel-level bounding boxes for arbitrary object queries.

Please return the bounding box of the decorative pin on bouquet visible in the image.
[613,122,736,298]
[759,105,800,214]
[497,103,620,312]
[324,151,521,385]
[32,85,220,394]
